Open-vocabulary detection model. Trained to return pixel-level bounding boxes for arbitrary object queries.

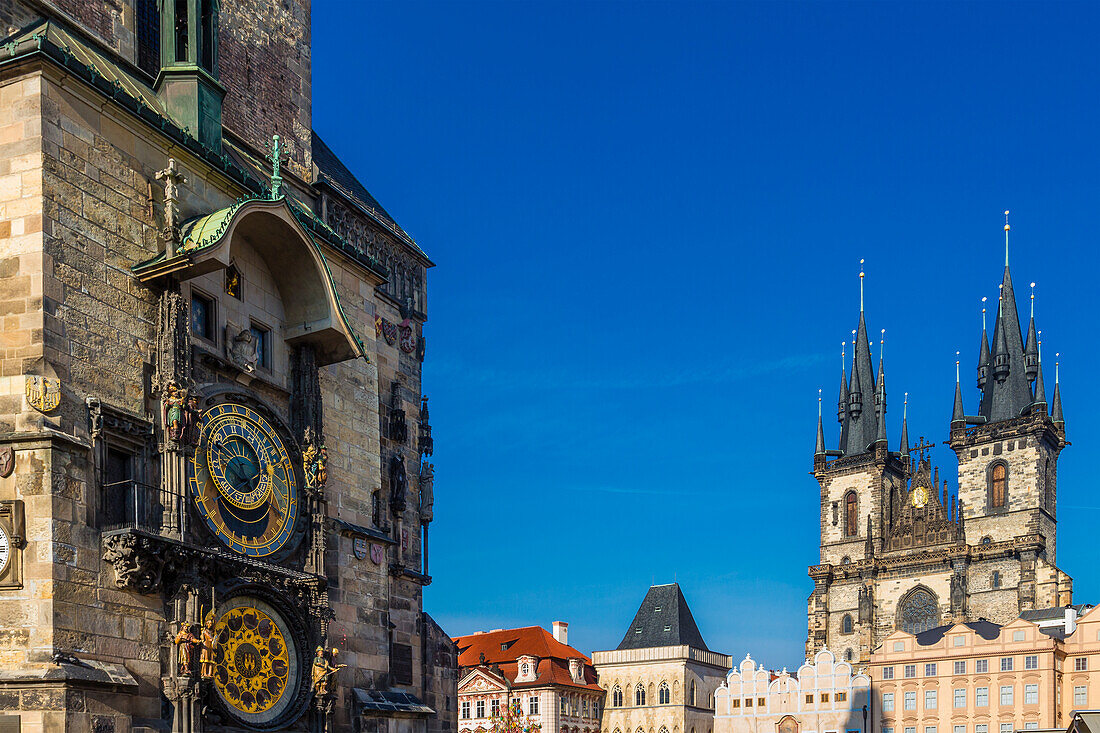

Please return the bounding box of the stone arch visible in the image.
[139,198,365,365]
[777,716,798,733]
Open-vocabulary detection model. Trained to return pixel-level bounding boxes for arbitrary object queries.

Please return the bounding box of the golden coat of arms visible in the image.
[25,376,60,413]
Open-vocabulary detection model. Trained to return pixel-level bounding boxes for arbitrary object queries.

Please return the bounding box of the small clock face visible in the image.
[189,402,300,557]
[0,524,9,576]
[912,485,929,508]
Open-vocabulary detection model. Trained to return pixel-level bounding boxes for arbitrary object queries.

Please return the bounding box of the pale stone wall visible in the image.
[595,647,731,733]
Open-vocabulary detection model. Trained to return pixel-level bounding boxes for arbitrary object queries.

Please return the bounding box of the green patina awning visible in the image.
[133,197,368,366]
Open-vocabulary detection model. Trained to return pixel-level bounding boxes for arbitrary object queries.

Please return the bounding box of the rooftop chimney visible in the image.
[552,621,568,646]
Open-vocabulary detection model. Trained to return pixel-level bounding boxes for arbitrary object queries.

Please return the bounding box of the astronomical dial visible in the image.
[912,484,929,509]
[0,523,9,576]
[212,596,302,727]
[189,402,299,557]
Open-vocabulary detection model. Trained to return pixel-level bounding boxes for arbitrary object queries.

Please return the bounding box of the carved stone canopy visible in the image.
[132,198,363,366]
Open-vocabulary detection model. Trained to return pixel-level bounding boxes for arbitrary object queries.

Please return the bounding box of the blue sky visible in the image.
[313,1,1100,672]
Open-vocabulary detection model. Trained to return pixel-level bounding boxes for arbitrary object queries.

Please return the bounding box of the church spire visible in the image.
[843,261,881,455]
[816,389,826,456]
[1052,354,1064,427]
[838,342,848,424]
[1032,330,1047,409]
[978,211,1033,422]
[875,376,888,446]
[977,297,990,389]
[900,392,910,456]
[952,353,965,427]
[1024,282,1039,383]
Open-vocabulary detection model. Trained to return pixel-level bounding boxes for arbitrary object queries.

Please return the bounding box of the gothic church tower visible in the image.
[807,226,1072,664]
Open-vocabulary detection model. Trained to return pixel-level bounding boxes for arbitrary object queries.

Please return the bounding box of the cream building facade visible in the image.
[714,649,871,733]
[595,584,732,733]
[870,604,1100,733]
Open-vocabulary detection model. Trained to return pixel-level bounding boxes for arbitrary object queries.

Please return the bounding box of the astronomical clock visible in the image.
[183,394,313,729]
[189,401,300,558]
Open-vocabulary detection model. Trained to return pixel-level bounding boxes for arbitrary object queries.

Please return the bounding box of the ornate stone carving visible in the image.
[389,453,408,511]
[950,570,968,618]
[155,282,192,394]
[419,462,434,525]
[0,445,13,479]
[155,158,187,257]
[290,344,323,442]
[418,395,433,457]
[303,426,328,496]
[102,533,165,593]
[25,375,60,412]
[226,324,258,372]
[389,381,407,443]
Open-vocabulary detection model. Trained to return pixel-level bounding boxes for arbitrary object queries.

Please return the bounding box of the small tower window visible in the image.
[992,571,1002,589]
[841,614,854,635]
[845,492,858,537]
[690,680,697,706]
[990,462,1007,508]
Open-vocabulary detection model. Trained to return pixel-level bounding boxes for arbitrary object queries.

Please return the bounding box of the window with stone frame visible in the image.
[988,461,1008,509]
[612,686,623,707]
[634,684,645,706]
[91,400,154,531]
[845,491,858,536]
[658,682,670,705]
[841,614,854,634]
[898,588,940,635]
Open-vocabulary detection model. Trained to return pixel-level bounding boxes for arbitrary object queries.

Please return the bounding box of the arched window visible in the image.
[841,614,854,634]
[981,535,993,546]
[840,556,851,565]
[521,662,530,676]
[992,571,1002,589]
[690,680,697,707]
[845,492,858,536]
[845,648,853,661]
[989,462,1007,508]
[778,717,798,733]
[612,686,623,707]
[658,682,670,705]
[898,587,940,635]
[635,684,646,706]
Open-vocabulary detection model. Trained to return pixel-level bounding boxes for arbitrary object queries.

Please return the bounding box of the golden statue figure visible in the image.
[311,646,346,696]
[174,623,201,675]
[200,610,218,680]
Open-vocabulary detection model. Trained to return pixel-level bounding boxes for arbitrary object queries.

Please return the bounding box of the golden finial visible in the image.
[859,258,865,311]
[1004,210,1011,266]
[981,296,988,330]
[1038,329,1042,361]
[903,391,909,418]
[1030,282,1036,318]
[1056,353,1060,384]
[818,388,822,417]
[955,351,961,383]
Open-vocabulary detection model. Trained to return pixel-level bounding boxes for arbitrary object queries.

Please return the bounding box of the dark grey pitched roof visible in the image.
[1020,604,1093,621]
[914,619,1001,646]
[617,584,709,651]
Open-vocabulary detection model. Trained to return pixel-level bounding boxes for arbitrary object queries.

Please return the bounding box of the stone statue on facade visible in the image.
[155,158,187,257]
[419,461,434,524]
[303,427,328,494]
[389,453,407,511]
[226,325,258,372]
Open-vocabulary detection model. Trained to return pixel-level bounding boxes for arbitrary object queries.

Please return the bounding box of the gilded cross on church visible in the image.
[266,134,288,200]
[912,436,936,461]
[155,158,187,258]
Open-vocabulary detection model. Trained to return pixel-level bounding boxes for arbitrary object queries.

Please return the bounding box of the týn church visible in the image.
[808,225,1072,664]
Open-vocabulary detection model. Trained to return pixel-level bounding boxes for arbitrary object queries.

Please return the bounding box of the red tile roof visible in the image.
[454,626,603,692]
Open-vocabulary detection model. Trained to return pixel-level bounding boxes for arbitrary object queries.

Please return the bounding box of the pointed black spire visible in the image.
[977,297,990,390]
[838,342,849,424]
[875,379,888,446]
[1024,283,1039,383]
[899,392,910,456]
[979,212,1034,422]
[952,354,965,427]
[843,261,881,455]
[816,390,826,456]
[1052,355,1064,427]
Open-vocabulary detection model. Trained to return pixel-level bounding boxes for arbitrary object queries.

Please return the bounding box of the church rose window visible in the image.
[899,588,939,635]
